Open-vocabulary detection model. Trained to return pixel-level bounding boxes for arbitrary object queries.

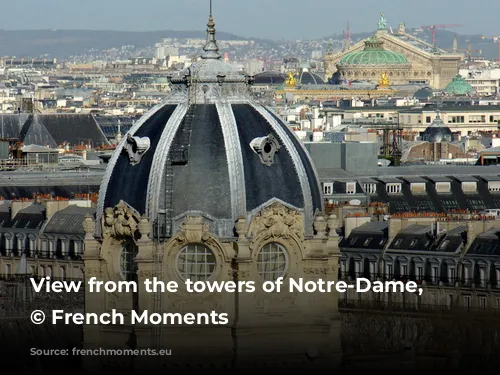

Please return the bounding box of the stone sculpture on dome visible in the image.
[377,12,387,30]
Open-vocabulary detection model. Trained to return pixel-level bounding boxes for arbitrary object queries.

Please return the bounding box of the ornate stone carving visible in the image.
[137,215,152,241]
[313,213,327,238]
[234,216,248,240]
[175,216,211,245]
[123,133,150,165]
[102,200,140,239]
[304,267,329,276]
[82,214,96,239]
[249,202,304,241]
[327,213,340,237]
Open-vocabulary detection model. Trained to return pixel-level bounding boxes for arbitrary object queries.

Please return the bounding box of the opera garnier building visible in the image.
[81,6,341,371]
[324,13,463,89]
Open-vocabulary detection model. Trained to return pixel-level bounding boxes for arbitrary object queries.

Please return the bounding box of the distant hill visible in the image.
[0,29,246,58]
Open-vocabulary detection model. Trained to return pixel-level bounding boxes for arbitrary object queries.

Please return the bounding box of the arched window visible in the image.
[176,244,216,282]
[257,243,288,281]
[120,241,138,282]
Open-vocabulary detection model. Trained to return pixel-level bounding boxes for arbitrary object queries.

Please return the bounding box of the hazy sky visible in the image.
[2,0,497,39]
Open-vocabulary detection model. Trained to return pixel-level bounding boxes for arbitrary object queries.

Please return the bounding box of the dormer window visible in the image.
[363,237,373,246]
[363,183,377,195]
[346,182,356,195]
[435,182,451,193]
[323,183,333,195]
[462,181,477,193]
[386,183,401,194]
[394,239,403,248]
[349,237,358,246]
[410,182,426,194]
[489,181,500,192]
[409,239,418,248]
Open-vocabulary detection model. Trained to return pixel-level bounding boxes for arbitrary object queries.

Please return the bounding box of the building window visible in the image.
[177,244,216,282]
[5,264,11,275]
[386,183,401,194]
[346,182,356,195]
[448,116,464,123]
[120,241,139,282]
[363,238,372,246]
[432,266,439,283]
[409,239,418,248]
[417,266,423,280]
[464,295,471,310]
[349,237,358,246]
[393,239,402,248]
[402,265,408,276]
[363,183,377,195]
[426,116,431,123]
[257,243,288,281]
[469,115,486,123]
[387,264,393,279]
[323,183,333,195]
[479,296,487,310]
[450,268,456,283]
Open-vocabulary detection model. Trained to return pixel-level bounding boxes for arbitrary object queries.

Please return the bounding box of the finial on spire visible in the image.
[202,0,221,59]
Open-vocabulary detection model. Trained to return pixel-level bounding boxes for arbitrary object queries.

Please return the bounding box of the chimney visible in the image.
[11,201,33,219]
[466,221,474,249]
[44,200,70,221]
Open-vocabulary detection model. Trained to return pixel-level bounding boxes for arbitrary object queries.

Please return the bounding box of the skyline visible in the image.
[1,0,498,40]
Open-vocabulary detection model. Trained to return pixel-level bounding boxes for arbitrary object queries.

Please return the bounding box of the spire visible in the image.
[202,0,221,60]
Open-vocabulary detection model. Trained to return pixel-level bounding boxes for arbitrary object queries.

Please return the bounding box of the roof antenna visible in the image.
[210,0,212,17]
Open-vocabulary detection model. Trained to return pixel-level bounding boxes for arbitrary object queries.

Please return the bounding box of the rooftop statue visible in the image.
[378,72,390,86]
[285,71,297,87]
[398,22,406,34]
[377,12,387,30]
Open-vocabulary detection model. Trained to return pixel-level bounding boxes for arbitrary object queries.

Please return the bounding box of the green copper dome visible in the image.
[338,37,409,65]
[444,74,474,96]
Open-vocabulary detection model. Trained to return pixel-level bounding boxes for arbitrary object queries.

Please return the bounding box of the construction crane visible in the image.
[419,24,462,46]
[481,35,500,62]
[444,38,482,60]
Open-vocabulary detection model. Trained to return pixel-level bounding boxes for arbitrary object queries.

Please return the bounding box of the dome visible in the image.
[253,71,286,85]
[413,86,434,100]
[96,15,322,239]
[298,68,325,85]
[338,37,409,66]
[444,74,474,96]
[420,112,453,142]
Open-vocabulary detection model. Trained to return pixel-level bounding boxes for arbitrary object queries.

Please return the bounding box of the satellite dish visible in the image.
[349,199,361,206]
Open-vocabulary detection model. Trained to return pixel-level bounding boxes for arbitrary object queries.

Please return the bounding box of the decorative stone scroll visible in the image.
[102,200,140,239]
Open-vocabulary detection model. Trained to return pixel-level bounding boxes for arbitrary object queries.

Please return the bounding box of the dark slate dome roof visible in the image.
[420,112,453,142]
[253,71,286,85]
[413,86,434,100]
[298,69,324,85]
[97,14,322,239]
